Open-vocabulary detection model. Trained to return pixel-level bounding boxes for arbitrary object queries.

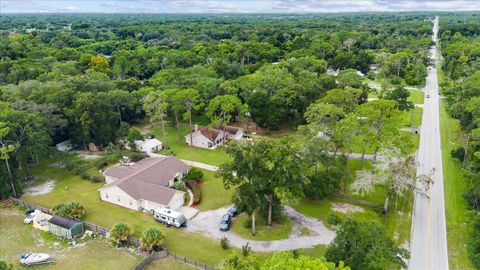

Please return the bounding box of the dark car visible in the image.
[227,206,238,217]
[219,214,231,231]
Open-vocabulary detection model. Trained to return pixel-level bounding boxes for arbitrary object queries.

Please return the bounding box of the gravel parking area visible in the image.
[185,206,335,252]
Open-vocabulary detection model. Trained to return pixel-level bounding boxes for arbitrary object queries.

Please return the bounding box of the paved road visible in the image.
[408,16,449,270]
[185,206,335,252]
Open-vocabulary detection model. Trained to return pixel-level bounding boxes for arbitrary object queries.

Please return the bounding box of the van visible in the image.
[153,207,187,228]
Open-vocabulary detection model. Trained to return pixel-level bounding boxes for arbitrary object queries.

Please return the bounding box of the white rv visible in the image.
[154,207,187,228]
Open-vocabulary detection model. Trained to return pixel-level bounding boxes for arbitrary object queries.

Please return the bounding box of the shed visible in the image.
[56,140,73,152]
[48,216,84,239]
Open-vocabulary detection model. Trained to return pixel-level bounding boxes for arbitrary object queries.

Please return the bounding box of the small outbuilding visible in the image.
[48,216,84,239]
[56,140,73,152]
[127,138,163,154]
[32,210,52,232]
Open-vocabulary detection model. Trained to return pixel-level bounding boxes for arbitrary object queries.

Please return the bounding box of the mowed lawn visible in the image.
[408,90,425,105]
[144,258,196,270]
[0,208,141,270]
[439,103,474,269]
[23,161,237,267]
[195,169,233,211]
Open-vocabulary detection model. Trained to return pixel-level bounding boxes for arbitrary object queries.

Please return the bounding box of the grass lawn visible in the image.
[144,258,196,270]
[401,107,423,129]
[195,169,233,211]
[230,214,293,241]
[0,208,141,270]
[440,102,474,270]
[149,123,231,166]
[408,90,425,104]
[23,160,237,268]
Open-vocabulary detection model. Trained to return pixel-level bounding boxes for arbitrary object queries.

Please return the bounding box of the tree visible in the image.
[326,218,409,270]
[206,95,244,145]
[380,84,414,111]
[141,227,165,252]
[143,91,169,148]
[262,252,350,270]
[110,223,133,246]
[52,201,86,219]
[173,89,204,147]
[108,90,133,123]
[351,147,432,214]
[0,122,17,198]
[219,138,306,228]
[126,127,143,151]
[89,55,111,74]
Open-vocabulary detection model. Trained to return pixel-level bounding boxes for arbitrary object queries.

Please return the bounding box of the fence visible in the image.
[167,251,217,270]
[134,250,168,270]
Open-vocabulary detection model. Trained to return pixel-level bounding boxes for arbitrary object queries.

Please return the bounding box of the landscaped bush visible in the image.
[185,167,204,180]
[130,153,147,162]
[96,160,108,170]
[77,171,90,180]
[90,175,104,183]
[221,236,230,249]
[186,180,201,204]
[52,201,86,220]
[173,180,186,191]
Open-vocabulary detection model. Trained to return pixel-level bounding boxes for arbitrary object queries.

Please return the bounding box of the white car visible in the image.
[23,212,36,224]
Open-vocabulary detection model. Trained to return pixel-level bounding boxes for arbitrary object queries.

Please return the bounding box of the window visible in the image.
[117,196,121,202]
[129,201,132,205]
[105,193,109,198]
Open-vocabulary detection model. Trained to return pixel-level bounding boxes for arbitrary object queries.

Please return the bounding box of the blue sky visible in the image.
[1,0,479,13]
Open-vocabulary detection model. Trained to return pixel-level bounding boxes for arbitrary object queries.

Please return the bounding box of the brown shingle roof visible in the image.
[196,127,222,142]
[101,156,188,206]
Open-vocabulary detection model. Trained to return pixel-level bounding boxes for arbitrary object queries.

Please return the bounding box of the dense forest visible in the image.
[0,13,432,200]
[440,12,480,268]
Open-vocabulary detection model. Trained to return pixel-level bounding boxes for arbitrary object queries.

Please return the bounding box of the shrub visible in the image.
[242,243,251,257]
[185,167,204,180]
[52,201,86,220]
[96,161,108,170]
[173,180,186,191]
[0,260,13,270]
[451,146,465,162]
[185,180,201,204]
[77,171,90,180]
[327,213,343,226]
[221,236,230,249]
[141,228,165,252]
[90,175,104,183]
[130,153,147,162]
[110,223,133,246]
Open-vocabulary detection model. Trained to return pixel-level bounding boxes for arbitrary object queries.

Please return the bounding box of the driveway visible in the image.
[185,206,335,252]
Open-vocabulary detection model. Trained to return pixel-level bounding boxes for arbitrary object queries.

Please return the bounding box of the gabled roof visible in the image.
[48,215,81,229]
[101,156,189,206]
[190,127,222,143]
[218,126,242,135]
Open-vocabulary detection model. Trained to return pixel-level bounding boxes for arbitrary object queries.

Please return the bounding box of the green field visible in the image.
[0,208,141,270]
[144,258,196,270]
[440,102,474,269]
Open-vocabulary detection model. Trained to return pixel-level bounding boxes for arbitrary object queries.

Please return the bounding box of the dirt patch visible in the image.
[22,180,55,197]
[331,202,364,214]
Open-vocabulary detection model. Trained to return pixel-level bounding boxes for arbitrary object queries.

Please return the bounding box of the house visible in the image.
[327,68,339,76]
[56,140,73,152]
[126,138,162,154]
[185,125,244,149]
[48,216,84,239]
[369,64,380,74]
[100,156,188,212]
[32,210,52,232]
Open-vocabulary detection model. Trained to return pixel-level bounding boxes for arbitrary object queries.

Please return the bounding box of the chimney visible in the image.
[194,124,198,132]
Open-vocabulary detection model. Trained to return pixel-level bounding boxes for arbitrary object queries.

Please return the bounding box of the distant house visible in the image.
[185,125,244,149]
[327,68,339,76]
[56,140,73,152]
[369,64,380,74]
[100,156,188,212]
[125,138,162,154]
[48,216,84,239]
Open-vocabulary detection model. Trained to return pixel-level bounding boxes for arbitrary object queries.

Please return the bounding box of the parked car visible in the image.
[24,212,36,224]
[227,205,238,217]
[219,214,231,231]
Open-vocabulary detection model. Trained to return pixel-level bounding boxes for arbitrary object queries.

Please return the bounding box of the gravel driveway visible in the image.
[184,206,335,252]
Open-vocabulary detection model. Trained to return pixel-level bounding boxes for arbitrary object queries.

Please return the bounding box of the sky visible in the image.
[1,0,480,14]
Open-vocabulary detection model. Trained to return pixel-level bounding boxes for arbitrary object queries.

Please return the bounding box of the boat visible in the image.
[20,253,51,266]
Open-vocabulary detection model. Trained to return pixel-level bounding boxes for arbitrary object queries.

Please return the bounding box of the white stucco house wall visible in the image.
[99,156,188,212]
[125,138,162,154]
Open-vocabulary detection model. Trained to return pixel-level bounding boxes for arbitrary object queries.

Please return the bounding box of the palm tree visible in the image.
[110,223,133,246]
[141,228,165,252]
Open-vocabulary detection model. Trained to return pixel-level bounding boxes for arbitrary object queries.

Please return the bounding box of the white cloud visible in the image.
[1,0,480,13]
